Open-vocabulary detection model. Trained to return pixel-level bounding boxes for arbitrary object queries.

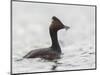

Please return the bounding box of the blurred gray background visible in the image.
[12,1,95,73]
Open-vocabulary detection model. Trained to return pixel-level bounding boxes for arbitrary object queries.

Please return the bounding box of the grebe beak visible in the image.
[64,25,70,30]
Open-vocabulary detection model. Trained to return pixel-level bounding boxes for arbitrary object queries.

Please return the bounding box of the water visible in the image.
[12,41,95,73]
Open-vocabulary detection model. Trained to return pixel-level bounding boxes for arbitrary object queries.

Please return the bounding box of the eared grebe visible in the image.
[23,16,70,60]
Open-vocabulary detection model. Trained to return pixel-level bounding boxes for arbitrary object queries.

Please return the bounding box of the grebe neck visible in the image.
[49,29,61,53]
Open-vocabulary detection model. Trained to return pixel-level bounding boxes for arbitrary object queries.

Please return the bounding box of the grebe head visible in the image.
[50,16,70,31]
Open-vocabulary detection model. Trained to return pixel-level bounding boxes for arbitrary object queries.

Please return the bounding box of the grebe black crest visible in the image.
[23,16,70,60]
